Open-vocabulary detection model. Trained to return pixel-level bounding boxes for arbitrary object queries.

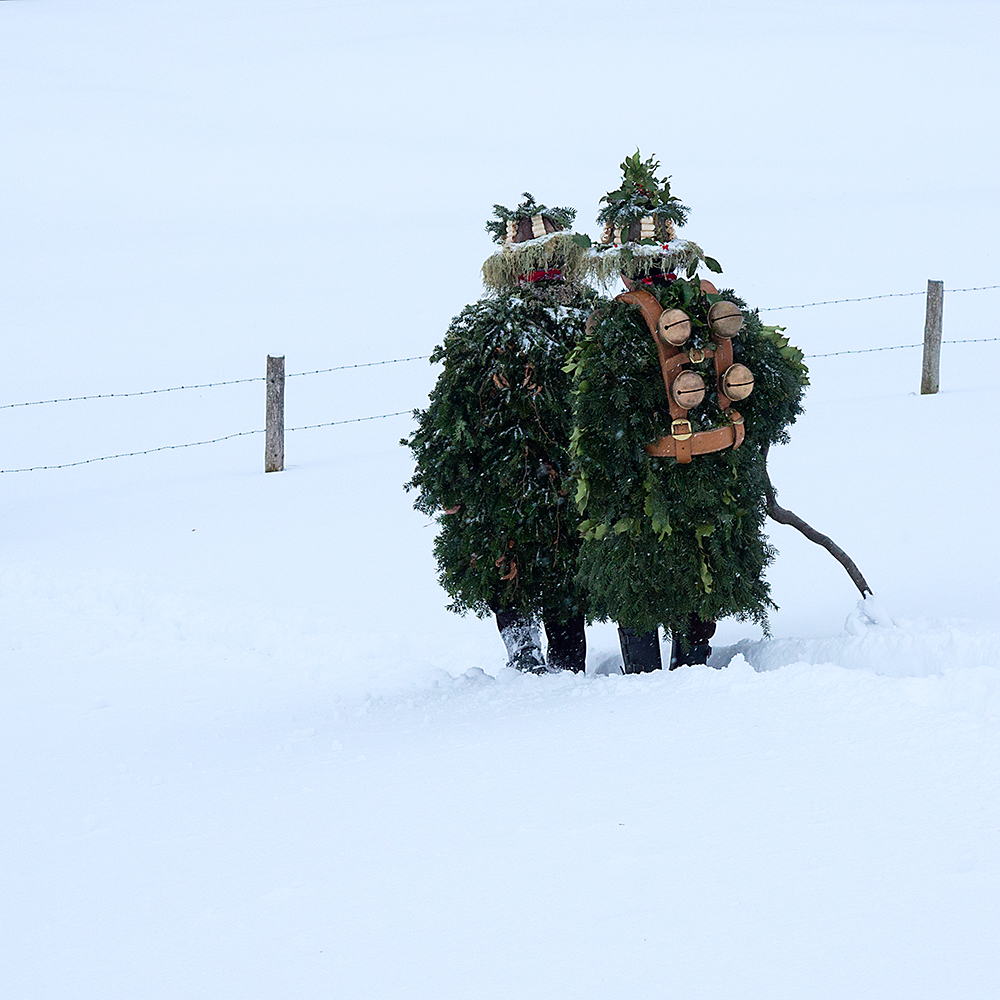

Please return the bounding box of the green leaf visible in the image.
[704,256,723,274]
[699,556,713,594]
[571,234,592,248]
[651,515,671,540]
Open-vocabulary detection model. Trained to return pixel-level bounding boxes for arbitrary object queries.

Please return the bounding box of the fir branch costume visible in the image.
[570,156,808,669]
[405,195,594,672]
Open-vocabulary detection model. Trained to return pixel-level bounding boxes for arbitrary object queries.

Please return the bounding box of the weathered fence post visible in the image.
[265,355,285,472]
[921,279,944,395]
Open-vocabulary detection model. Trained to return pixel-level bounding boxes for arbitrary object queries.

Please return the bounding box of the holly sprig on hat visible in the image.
[485,193,577,245]
[596,151,690,238]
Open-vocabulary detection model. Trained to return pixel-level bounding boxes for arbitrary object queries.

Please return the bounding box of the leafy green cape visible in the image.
[567,277,808,635]
[405,283,594,621]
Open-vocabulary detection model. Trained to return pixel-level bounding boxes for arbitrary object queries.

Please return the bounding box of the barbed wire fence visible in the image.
[2,283,999,475]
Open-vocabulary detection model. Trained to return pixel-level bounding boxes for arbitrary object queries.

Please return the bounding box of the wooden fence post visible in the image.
[921,280,944,395]
[265,355,285,472]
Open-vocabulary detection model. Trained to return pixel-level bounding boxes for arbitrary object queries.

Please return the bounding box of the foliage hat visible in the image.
[590,151,721,287]
[597,151,689,244]
[482,193,591,292]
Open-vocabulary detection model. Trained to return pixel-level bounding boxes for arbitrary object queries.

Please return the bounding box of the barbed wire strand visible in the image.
[762,291,926,311]
[0,410,415,474]
[808,343,919,358]
[286,411,412,433]
[287,356,430,378]
[0,376,263,410]
[0,356,431,411]
[761,283,1000,312]
[807,336,1000,359]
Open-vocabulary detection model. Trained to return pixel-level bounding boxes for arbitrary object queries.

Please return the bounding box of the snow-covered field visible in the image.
[2,2,999,997]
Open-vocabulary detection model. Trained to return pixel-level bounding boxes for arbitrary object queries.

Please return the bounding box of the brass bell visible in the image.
[672,370,707,410]
[722,363,754,401]
[707,301,743,338]
[657,308,692,346]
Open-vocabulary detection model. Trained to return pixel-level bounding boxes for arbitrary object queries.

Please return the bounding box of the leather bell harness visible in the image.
[617,289,745,465]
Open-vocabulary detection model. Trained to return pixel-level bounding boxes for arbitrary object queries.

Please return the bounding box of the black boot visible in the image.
[668,615,717,670]
[617,627,662,674]
[494,609,545,673]
[543,613,587,673]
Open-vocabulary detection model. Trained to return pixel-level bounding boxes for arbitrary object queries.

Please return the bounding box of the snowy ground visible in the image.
[3,2,999,998]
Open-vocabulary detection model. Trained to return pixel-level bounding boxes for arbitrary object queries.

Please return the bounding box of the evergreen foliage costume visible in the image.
[405,195,594,672]
[569,154,808,671]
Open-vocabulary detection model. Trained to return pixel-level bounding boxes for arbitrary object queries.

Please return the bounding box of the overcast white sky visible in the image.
[2,0,997,397]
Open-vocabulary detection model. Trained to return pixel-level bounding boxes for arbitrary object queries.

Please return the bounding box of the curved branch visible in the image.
[763,447,872,597]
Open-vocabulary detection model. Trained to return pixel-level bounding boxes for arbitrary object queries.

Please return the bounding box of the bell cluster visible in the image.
[655,301,755,410]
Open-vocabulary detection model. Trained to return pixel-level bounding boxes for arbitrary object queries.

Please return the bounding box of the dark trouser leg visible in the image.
[542,613,586,673]
[493,608,545,673]
[618,626,662,674]
[669,614,717,670]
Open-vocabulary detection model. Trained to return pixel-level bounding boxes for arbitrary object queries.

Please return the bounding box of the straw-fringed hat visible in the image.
[481,193,591,292]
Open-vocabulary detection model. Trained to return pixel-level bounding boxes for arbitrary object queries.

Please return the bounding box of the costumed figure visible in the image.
[405,195,595,672]
[567,153,809,672]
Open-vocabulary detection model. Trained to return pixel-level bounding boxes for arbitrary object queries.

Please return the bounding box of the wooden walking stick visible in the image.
[762,445,872,597]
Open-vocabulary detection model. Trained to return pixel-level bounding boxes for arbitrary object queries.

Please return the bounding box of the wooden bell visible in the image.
[657,308,692,346]
[721,363,754,401]
[707,301,743,338]
[672,370,707,409]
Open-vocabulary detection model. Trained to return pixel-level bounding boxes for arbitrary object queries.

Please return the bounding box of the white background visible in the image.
[2,2,998,997]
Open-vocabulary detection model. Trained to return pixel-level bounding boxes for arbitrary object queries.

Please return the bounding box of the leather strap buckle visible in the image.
[671,419,693,441]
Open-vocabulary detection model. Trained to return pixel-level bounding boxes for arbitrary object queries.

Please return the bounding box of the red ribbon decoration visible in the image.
[640,272,677,286]
[517,268,563,283]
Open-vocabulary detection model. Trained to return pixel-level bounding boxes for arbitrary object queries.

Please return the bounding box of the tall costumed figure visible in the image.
[405,195,596,672]
[568,153,809,672]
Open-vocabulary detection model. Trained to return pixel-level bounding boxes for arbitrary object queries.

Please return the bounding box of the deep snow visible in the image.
[2,2,999,998]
